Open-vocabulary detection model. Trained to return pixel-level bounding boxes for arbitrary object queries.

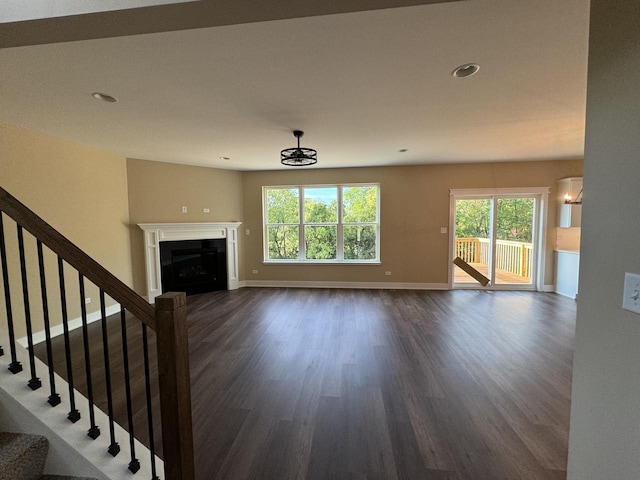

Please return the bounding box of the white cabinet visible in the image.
[555,250,580,299]
[558,177,583,227]
[559,203,582,228]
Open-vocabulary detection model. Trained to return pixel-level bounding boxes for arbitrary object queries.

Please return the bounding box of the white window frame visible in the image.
[263,183,381,264]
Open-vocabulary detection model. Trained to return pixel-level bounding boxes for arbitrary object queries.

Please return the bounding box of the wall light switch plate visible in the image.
[181,206,188,213]
[622,272,640,314]
[440,227,447,234]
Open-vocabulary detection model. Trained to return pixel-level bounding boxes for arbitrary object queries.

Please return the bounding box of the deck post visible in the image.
[155,292,195,480]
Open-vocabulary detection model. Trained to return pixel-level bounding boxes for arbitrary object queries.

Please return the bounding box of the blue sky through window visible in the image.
[304,187,337,204]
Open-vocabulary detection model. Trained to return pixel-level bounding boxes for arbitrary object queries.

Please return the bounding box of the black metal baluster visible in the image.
[99,290,120,456]
[0,214,20,372]
[37,241,61,406]
[16,225,41,390]
[79,274,100,439]
[58,257,80,422]
[120,307,140,473]
[142,324,160,480]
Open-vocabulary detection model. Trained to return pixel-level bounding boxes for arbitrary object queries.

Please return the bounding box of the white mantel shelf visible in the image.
[138,222,242,303]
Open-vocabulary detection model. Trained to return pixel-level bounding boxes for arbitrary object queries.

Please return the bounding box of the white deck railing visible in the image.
[456,237,532,277]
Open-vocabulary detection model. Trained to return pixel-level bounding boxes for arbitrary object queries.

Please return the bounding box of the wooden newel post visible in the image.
[155,292,195,480]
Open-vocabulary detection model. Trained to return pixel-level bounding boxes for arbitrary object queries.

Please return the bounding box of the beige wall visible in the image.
[126,158,244,295]
[0,123,132,338]
[242,160,583,286]
[567,2,640,478]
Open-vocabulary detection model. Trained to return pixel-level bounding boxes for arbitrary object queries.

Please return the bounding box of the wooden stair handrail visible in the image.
[0,186,155,328]
[155,293,195,480]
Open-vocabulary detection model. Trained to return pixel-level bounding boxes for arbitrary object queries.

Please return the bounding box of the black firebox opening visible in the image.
[160,239,227,296]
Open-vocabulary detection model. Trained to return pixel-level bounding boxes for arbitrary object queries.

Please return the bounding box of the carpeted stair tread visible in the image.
[0,432,98,480]
[0,431,48,480]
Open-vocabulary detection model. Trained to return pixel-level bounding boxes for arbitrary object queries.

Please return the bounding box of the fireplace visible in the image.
[160,239,227,295]
[138,222,241,303]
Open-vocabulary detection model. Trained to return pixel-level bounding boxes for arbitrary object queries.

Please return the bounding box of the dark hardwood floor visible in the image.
[35,288,576,480]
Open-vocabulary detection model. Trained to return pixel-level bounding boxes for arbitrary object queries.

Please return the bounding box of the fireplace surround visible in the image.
[139,222,241,302]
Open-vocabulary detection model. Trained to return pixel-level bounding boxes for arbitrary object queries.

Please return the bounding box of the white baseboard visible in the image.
[17,304,122,348]
[243,280,450,290]
[242,281,557,293]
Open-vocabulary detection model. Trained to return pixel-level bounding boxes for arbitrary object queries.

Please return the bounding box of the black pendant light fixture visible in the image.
[280,130,317,166]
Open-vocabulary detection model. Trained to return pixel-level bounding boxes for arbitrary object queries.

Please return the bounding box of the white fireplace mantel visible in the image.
[138,222,241,302]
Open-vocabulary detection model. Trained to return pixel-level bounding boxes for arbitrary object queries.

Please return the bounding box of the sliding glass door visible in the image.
[494,197,535,285]
[453,198,492,285]
[451,189,543,290]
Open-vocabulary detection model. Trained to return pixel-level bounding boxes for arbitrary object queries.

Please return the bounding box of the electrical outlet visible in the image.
[84,297,91,305]
[385,271,391,276]
[622,272,640,314]
[246,229,251,235]
[440,227,448,234]
[252,269,259,274]
[203,208,210,213]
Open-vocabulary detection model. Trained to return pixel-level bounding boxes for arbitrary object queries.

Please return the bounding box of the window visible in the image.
[264,184,380,262]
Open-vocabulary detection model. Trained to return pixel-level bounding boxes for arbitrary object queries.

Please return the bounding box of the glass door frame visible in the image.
[448,187,550,291]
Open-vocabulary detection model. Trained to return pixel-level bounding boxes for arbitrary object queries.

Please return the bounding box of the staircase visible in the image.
[0,185,195,479]
[0,431,97,480]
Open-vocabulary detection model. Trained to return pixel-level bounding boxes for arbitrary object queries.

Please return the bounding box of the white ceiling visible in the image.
[0,0,590,171]
[0,0,195,23]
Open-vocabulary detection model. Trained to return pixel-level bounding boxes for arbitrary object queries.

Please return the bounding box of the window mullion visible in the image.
[299,187,305,260]
[337,186,344,260]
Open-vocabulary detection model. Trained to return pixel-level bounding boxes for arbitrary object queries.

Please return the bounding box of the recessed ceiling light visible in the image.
[219,156,231,161]
[91,92,118,103]
[452,63,480,78]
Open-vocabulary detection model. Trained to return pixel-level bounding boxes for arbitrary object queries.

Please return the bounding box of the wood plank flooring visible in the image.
[35,288,576,480]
